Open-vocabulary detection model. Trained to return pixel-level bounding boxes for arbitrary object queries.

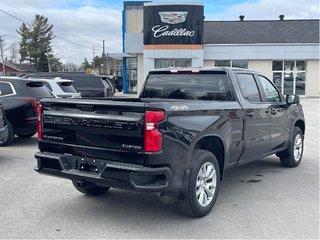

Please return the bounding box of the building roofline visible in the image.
[124,1,151,6]
[144,2,203,6]
[204,19,320,23]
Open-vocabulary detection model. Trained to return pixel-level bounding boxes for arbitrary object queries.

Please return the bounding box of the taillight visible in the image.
[37,104,43,140]
[144,111,165,152]
[23,98,38,113]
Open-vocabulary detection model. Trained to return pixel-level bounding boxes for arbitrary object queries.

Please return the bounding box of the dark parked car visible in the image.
[23,72,114,98]
[0,102,8,144]
[0,77,52,145]
[112,76,123,92]
[35,67,305,217]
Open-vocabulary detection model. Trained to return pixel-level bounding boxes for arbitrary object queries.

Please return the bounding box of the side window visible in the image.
[236,74,261,102]
[0,82,14,96]
[258,75,281,102]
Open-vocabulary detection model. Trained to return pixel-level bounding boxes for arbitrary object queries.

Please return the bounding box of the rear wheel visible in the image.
[72,180,110,196]
[175,150,221,218]
[0,120,15,146]
[278,127,304,167]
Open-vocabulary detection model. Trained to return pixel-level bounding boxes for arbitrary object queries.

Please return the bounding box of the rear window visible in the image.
[57,82,77,93]
[66,76,104,88]
[26,82,52,98]
[141,73,233,101]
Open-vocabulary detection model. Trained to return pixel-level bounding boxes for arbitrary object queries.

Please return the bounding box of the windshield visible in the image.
[141,73,232,101]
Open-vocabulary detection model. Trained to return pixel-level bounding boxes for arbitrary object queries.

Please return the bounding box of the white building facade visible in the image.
[122,1,319,97]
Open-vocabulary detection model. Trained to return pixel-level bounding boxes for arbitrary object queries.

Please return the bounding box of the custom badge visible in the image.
[170,105,190,111]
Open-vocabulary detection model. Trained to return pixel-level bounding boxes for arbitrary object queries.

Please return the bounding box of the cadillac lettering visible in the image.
[152,25,195,38]
[143,4,204,45]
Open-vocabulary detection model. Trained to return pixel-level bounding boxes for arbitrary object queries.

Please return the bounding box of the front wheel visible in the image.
[278,127,304,167]
[175,150,221,218]
[72,180,110,196]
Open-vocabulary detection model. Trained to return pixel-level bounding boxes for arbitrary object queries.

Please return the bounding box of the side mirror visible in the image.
[286,94,300,104]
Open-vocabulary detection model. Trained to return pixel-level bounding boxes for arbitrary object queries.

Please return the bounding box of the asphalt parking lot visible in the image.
[0,98,319,239]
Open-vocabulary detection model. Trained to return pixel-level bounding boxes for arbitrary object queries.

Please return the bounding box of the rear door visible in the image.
[235,73,270,160]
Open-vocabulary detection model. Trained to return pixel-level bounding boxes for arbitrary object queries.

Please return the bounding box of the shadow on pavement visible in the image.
[45,156,286,221]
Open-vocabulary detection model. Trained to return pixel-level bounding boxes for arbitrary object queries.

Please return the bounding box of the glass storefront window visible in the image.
[273,72,282,92]
[232,60,248,69]
[284,61,294,72]
[215,60,248,68]
[296,61,306,71]
[272,61,283,71]
[215,60,230,67]
[295,72,305,95]
[155,59,191,69]
[126,57,137,94]
[284,72,294,95]
[272,60,306,95]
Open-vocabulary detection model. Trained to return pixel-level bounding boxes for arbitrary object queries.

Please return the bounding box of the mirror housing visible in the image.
[286,94,300,105]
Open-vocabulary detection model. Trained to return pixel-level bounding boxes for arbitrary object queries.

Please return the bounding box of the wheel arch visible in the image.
[193,135,225,180]
[294,119,305,135]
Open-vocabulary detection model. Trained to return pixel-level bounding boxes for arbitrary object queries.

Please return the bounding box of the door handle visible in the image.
[246,112,255,117]
[270,108,277,114]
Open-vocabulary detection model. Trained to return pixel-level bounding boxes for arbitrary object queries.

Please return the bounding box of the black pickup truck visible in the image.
[35,67,305,217]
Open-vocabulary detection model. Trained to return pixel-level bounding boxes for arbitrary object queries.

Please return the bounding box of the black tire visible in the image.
[0,120,15,146]
[278,127,304,167]
[72,180,110,196]
[16,132,36,138]
[175,150,221,218]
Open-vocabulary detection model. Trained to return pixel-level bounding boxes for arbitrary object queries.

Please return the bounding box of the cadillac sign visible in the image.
[143,4,204,45]
[159,12,188,24]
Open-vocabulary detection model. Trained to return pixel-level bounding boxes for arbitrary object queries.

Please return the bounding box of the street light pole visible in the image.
[0,35,6,75]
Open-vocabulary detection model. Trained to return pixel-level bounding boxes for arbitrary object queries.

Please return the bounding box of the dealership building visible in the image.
[122,1,319,97]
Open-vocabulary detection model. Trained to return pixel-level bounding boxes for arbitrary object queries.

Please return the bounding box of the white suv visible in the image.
[40,78,81,98]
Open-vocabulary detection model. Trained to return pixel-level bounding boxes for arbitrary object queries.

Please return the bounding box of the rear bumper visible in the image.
[34,152,173,193]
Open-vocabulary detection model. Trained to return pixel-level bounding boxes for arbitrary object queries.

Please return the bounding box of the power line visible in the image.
[0,9,29,24]
[0,1,101,48]
[0,0,34,19]
[0,8,93,50]
[55,36,91,49]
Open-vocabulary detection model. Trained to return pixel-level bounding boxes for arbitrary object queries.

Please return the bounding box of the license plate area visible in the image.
[75,157,104,174]
[79,163,99,173]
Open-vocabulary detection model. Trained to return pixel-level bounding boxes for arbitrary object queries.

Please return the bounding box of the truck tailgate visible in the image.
[39,99,147,164]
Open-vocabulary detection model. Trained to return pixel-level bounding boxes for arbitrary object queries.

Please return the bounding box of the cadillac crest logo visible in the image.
[159,12,188,24]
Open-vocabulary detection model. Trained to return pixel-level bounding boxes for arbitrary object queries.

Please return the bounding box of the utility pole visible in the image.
[102,40,106,75]
[0,35,6,75]
[47,44,51,72]
[92,46,95,73]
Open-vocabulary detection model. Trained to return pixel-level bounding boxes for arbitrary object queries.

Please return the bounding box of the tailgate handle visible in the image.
[76,104,94,111]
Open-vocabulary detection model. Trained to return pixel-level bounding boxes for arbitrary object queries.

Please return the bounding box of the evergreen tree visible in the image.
[17,15,61,72]
[93,55,102,68]
[82,58,91,69]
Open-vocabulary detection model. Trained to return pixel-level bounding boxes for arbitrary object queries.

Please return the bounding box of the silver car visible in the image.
[39,78,81,98]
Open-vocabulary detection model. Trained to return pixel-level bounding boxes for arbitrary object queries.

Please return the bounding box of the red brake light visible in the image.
[144,111,165,152]
[23,98,38,113]
[37,104,43,140]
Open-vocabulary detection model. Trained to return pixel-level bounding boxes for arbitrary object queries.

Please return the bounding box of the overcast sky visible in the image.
[0,0,319,65]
